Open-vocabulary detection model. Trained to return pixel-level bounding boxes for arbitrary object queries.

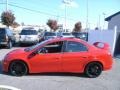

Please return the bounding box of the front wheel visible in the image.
[9,61,28,76]
[85,62,103,78]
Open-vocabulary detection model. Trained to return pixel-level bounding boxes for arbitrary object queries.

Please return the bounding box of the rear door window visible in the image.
[65,41,88,52]
[20,30,38,35]
[45,32,56,36]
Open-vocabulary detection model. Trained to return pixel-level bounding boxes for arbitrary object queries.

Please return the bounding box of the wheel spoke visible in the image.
[10,61,27,76]
[86,63,102,78]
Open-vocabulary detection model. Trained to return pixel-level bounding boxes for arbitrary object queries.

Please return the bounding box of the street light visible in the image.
[103,13,106,30]
[86,0,89,31]
[62,0,72,32]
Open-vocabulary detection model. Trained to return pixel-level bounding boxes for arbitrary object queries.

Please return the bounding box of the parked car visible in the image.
[2,37,113,78]
[57,32,74,38]
[72,32,88,41]
[0,28,16,49]
[19,29,39,45]
[40,32,57,41]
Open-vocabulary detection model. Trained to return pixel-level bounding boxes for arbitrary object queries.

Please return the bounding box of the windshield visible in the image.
[72,32,81,35]
[0,28,5,34]
[63,33,71,35]
[20,30,38,35]
[44,32,56,36]
[24,40,48,52]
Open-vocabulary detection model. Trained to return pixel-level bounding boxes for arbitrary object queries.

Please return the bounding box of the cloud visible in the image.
[60,0,79,9]
[69,1,79,8]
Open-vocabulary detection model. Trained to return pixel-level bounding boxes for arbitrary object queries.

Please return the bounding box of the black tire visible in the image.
[7,41,12,49]
[85,62,103,78]
[9,61,28,76]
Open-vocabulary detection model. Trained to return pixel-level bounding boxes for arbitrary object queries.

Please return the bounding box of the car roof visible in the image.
[40,37,92,50]
[47,37,87,43]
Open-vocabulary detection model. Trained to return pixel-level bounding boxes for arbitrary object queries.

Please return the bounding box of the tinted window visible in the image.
[65,41,88,52]
[63,33,71,35]
[42,41,63,53]
[20,30,38,35]
[24,40,48,52]
[45,32,56,36]
[0,28,5,34]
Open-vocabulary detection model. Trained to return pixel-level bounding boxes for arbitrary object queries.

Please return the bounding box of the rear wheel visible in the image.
[85,62,103,78]
[9,61,28,76]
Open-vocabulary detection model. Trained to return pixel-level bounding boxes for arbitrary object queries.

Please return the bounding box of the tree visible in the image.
[73,21,82,32]
[1,11,15,27]
[46,19,58,32]
[12,22,20,28]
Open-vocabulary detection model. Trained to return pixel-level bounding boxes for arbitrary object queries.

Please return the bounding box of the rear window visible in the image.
[45,32,56,36]
[0,28,5,34]
[20,30,38,35]
[63,33,71,35]
[72,32,81,36]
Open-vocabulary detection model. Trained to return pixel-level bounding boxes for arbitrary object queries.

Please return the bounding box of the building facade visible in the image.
[105,11,120,31]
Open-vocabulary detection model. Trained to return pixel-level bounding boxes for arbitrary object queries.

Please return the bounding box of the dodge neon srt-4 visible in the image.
[2,37,113,78]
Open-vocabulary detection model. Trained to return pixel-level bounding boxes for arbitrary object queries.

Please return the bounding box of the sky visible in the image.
[0,0,120,30]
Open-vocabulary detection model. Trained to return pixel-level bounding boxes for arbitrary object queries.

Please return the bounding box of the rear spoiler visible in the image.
[93,42,110,51]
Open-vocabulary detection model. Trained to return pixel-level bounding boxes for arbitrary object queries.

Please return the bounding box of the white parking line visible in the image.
[0,85,21,90]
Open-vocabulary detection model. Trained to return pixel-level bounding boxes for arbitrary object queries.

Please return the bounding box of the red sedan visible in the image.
[2,37,113,78]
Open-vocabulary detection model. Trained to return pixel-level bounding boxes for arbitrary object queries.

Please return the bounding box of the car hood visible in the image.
[3,48,28,61]
[8,48,26,55]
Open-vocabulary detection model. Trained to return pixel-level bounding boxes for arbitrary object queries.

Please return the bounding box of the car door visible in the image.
[29,41,63,73]
[61,41,90,72]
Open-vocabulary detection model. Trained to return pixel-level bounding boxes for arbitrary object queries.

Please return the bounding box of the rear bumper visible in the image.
[0,42,8,46]
[104,65,113,71]
[103,58,113,71]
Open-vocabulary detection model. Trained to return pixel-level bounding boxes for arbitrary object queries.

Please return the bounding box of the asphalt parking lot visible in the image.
[0,47,120,90]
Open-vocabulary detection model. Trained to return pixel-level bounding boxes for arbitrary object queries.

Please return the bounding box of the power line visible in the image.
[9,4,58,17]
[9,1,58,15]
[0,3,77,21]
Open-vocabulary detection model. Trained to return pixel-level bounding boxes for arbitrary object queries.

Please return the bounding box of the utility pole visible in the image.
[65,3,67,32]
[86,0,89,31]
[103,13,106,30]
[6,0,8,11]
[98,15,101,30]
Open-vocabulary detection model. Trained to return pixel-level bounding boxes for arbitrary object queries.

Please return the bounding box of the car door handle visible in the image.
[82,56,87,58]
[55,58,59,59]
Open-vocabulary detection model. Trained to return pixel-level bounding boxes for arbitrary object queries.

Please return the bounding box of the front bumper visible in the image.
[2,60,10,73]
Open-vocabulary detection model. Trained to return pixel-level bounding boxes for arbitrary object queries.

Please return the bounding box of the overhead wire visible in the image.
[0,2,77,21]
